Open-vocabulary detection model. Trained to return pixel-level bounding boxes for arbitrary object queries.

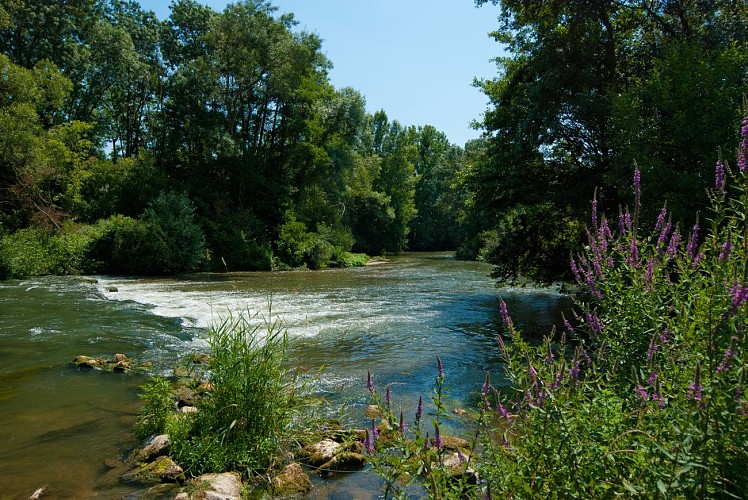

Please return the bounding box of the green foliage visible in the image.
[364,360,480,499]
[141,191,206,274]
[205,209,273,272]
[168,311,308,477]
[477,132,748,496]
[469,0,748,281]
[0,224,101,277]
[134,377,174,440]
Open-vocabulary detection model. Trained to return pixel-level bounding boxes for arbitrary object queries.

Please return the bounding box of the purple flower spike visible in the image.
[715,159,726,193]
[687,223,700,259]
[720,241,733,261]
[636,385,649,401]
[363,429,374,454]
[500,299,513,329]
[399,410,407,432]
[481,371,491,396]
[436,355,444,380]
[385,384,391,409]
[366,370,374,393]
[415,395,423,421]
[633,168,641,203]
[497,402,509,419]
[433,424,443,450]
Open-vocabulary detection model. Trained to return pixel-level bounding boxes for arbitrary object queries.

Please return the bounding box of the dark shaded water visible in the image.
[0,253,571,498]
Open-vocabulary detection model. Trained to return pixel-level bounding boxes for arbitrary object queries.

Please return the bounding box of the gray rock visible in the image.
[135,434,172,462]
[189,472,243,500]
[302,439,341,467]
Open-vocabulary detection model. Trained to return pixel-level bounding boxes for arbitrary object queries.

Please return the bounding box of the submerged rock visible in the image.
[72,353,150,373]
[318,451,366,473]
[122,456,183,483]
[270,463,311,496]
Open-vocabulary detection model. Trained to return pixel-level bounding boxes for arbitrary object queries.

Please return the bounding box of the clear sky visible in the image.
[139,0,505,146]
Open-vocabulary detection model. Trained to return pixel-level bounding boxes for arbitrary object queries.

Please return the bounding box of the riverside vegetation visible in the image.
[361,119,748,497]
[131,118,748,497]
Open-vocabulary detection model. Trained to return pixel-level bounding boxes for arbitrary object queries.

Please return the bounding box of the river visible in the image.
[0,253,571,498]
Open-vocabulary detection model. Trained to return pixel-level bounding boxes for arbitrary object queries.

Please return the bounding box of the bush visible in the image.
[141,191,205,274]
[135,311,316,478]
[0,224,100,277]
[478,122,748,497]
[204,209,273,272]
[87,215,169,275]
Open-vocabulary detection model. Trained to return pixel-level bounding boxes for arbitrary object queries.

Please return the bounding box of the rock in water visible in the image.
[189,472,243,500]
[270,463,312,496]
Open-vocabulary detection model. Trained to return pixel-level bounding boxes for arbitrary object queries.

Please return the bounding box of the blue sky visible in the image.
[139,0,505,146]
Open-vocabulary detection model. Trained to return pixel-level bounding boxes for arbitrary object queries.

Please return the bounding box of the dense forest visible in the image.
[0,0,746,281]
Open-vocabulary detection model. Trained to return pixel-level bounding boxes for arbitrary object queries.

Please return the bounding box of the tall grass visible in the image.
[136,310,313,479]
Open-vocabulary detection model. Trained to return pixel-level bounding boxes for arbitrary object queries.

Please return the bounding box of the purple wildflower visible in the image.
[688,364,703,403]
[644,258,656,288]
[500,299,513,329]
[436,355,444,380]
[569,358,580,379]
[689,382,703,403]
[582,349,592,365]
[633,168,641,205]
[739,117,748,172]
[687,223,700,259]
[654,207,667,233]
[570,257,582,283]
[717,337,737,373]
[363,429,374,454]
[715,159,726,193]
[651,392,666,408]
[646,340,659,361]
[720,241,733,261]
[497,402,509,419]
[385,384,391,409]
[648,372,658,384]
[626,239,640,267]
[726,283,748,318]
[563,317,575,336]
[366,370,374,393]
[591,196,598,229]
[399,410,407,433]
[371,420,379,441]
[432,424,443,450]
[415,395,423,421]
[545,344,555,365]
[481,371,491,396]
[660,329,672,345]
[636,385,649,401]
[585,313,603,336]
[667,228,681,257]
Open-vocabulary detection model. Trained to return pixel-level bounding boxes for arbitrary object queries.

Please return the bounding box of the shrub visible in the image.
[478,119,748,497]
[87,215,169,275]
[204,209,272,272]
[141,191,205,274]
[136,311,315,479]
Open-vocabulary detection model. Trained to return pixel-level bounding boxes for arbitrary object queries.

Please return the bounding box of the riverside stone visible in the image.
[135,434,171,462]
[303,439,341,467]
[270,463,312,496]
[122,456,183,483]
[189,472,243,500]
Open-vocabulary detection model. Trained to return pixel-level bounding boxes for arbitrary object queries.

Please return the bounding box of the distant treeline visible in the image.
[0,0,747,280]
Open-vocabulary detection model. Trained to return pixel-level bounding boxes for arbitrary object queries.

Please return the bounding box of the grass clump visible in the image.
[135,310,318,480]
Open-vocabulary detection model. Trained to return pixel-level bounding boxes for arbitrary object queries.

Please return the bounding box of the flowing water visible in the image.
[0,253,571,498]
